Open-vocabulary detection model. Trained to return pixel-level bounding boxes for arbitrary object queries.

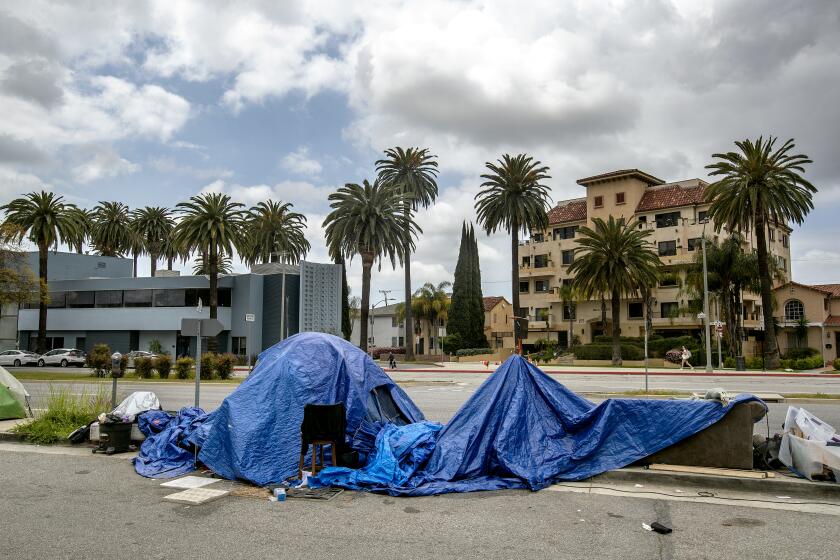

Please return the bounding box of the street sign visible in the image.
[180,318,224,337]
[245,313,255,323]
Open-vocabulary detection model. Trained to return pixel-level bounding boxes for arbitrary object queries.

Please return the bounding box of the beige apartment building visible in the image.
[518,169,792,355]
[483,296,515,350]
[773,282,840,364]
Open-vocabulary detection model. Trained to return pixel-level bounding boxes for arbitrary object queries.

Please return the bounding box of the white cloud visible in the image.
[150,157,232,180]
[279,146,322,177]
[71,146,140,184]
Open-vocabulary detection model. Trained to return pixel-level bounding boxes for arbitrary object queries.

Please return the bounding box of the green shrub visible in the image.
[12,387,109,444]
[573,344,644,361]
[647,336,697,357]
[746,357,764,369]
[782,347,819,360]
[592,334,663,345]
[200,352,217,380]
[175,357,194,379]
[833,357,840,371]
[441,334,463,355]
[216,353,235,380]
[148,339,164,354]
[155,355,172,379]
[86,343,111,377]
[134,356,154,379]
[455,347,493,357]
[724,356,736,369]
[794,358,808,371]
[115,354,128,378]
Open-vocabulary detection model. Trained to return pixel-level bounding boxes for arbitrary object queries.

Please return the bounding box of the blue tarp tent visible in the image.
[196,332,424,485]
[312,355,765,495]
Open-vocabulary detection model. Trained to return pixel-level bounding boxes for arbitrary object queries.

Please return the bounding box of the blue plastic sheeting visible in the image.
[197,332,424,486]
[313,422,442,490]
[133,407,208,478]
[311,355,765,495]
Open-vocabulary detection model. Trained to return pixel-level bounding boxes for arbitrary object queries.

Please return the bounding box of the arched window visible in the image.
[784,299,804,321]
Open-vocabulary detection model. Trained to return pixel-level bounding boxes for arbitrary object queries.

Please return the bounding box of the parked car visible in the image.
[0,350,40,367]
[38,348,87,367]
[125,350,160,368]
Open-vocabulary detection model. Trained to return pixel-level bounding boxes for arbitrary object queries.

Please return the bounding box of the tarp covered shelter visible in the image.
[194,332,424,485]
[0,365,30,420]
[312,355,765,495]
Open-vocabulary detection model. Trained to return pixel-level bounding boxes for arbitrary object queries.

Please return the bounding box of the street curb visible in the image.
[393,369,837,378]
[592,467,839,499]
[0,431,27,443]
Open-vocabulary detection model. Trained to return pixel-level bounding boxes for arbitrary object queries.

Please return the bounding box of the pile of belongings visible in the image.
[779,406,840,482]
[0,365,31,420]
[70,391,162,444]
[133,332,766,495]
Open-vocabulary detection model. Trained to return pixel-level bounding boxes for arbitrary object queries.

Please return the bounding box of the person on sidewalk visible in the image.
[388,351,397,369]
[680,346,694,370]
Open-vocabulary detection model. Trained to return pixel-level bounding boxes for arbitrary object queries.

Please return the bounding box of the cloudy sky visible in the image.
[1,0,839,302]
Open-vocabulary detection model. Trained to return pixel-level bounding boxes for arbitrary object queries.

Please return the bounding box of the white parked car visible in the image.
[0,350,40,367]
[38,348,87,367]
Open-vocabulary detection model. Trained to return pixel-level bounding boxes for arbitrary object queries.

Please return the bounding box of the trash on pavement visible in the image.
[650,522,673,534]
[642,523,653,531]
[0,365,31,420]
[778,406,840,482]
[112,391,161,421]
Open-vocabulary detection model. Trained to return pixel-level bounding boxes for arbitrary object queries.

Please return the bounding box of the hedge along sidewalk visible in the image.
[10,370,245,383]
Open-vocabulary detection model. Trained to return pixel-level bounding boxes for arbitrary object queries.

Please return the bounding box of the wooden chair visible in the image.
[298,402,346,479]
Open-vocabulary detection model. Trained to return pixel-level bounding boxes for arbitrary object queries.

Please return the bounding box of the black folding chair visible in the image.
[298,402,346,479]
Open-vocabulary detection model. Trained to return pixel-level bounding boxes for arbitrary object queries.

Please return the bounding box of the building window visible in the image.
[95,290,123,308]
[47,291,66,309]
[594,195,603,208]
[534,280,549,293]
[534,254,549,268]
[697,210,708,223]
[392,317,398,327]
[561,250,574,266]
[532,232,544,242]
[534,308,549,321]
[521,256,531,267]
[782,234,789,248]
[658,240,677,256]
[519,281,530,293]
[628,302,644,319]
[659,274,678,287]
[231,336,247,356]
[784,299,804,321]
[687,238,701,252]
[660,302,679,319]
[616,192,625,205]
[66,291,94,308]
[786,332,804,350]
[553,226,577,240]
[124,290,153,307]
[768,228,775,241]
[562,303,576,321]
[154,289,186,307]
[655,211,681,228]
[777,256,787,271]
[391,336,398,347]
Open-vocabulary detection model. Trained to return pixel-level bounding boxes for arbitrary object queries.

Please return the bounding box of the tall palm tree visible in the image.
[174,193,245,352]
[193,253,233,275]
[569,216,660,365]
[557,283,579,351]
[66,207,94,254]
[126,217,144,277]
[410,281,451,354]
[474,154,551,350]
[133,206,174,277]
[91,201,132,257]
[1,192,81,352]
[243,200,310,265]
[323,179,417,352]
[705,136,815,368]
[376,147,439,360]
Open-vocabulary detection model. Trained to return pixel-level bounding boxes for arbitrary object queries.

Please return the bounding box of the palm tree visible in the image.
[174,193,245,352]
[133,206,174,277]
[193,253,233,275]
[323,179,417,352]
[91,201,132,257]
[410,281,451,354]
[474,154,551,350]
[126,217,145,277]
[376,147,439,360]
[557,283,578,351]
[1,192,81,352]
[66,207,94,254]
[569,216,660,365]
[705,136,815,368]
[243,200,310,265]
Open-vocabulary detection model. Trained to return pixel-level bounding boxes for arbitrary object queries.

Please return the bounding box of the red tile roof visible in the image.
[636,184,706,212]
[825,315,840,326]
[548,198,587,224]
[811,284,840,297]
[780,281,834,295]
[483,296,506,312]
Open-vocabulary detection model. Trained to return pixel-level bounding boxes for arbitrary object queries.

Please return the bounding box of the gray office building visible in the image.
[15,255,342,358]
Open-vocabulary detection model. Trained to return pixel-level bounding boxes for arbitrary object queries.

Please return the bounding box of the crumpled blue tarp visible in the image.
[312,355,766,495]
[133,407,208,478]
[197,332,425,486]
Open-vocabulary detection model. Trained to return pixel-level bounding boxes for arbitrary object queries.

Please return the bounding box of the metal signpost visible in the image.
[245,313,255,371]
[181,315,224,408]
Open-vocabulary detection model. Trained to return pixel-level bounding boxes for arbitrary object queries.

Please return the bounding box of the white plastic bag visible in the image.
[111,391,161,421]
[778,406,840,481]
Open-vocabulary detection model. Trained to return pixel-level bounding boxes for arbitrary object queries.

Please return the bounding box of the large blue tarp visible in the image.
[196,332,424,485]
[133,407,208,478]
[311,355,765,495]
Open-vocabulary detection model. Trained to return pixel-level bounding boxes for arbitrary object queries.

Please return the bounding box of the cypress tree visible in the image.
[467,223,489,348]
[446,222,488,352]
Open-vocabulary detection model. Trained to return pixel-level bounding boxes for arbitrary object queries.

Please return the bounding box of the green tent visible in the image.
[0,366,30,420]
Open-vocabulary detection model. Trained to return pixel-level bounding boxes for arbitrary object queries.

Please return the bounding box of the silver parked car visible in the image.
[0,350,40,367]
[38,348,87,367]
[125,350,159,368]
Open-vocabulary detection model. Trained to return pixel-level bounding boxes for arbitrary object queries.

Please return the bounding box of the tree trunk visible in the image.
[568,306,574,351]
[510,218,520,352]
[37,242,48,354]
[359,252,374,352]
[150,252,157,278]
[207,242,219,353]
[403,203,415,361]
[755,209,779,368]
[133,251,138,277]
[76,243,82,254]
[167,256,173,270]
[611,289,622,366]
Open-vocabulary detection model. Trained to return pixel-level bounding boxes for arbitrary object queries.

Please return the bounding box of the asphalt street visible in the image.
[2,445,839,560]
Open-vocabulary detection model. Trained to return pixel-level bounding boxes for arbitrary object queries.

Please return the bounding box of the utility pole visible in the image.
[379,289,392,306]
[701,221,713,373]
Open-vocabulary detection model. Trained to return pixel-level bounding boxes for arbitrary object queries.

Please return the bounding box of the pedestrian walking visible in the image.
[388,351,397,369]
[680,346,694,370]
